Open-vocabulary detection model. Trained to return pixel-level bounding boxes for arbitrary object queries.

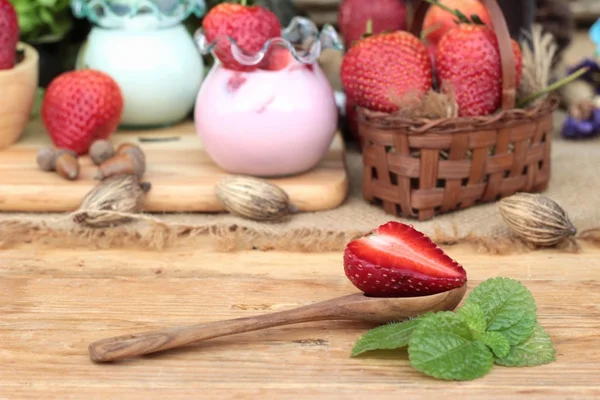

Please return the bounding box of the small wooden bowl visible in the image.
[0,42,39,150]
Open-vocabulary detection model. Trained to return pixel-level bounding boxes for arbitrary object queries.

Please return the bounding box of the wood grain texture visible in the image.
[1,239,599,399]
[0,119,349,213]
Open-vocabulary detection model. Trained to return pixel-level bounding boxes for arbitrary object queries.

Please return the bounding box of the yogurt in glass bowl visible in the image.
[193,16,343,177]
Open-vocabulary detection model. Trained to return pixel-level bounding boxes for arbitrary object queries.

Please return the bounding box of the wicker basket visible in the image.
[357,0,559,221]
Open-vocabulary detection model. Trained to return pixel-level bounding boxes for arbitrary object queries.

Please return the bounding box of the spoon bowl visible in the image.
[89,284,467,363]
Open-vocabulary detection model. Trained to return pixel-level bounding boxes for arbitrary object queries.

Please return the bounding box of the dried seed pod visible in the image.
[215,175,297,222]
[73,174,152,228]
[36,146,56,171]
[498,193,577,247]
[96,152,145,180]
[89,139,115,165]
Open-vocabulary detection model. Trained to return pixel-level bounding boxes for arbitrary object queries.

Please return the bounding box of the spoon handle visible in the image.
[88,286,466,362]
[89,296,343,362]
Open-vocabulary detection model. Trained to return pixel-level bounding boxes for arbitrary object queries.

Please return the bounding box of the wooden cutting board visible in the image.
[0,119,349,213]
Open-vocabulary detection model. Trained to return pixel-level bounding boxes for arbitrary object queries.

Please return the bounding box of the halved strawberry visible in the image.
[343,222,467,297]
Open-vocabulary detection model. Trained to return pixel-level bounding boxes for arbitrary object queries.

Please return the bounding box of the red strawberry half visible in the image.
[343,222,467,297]
[202,3,281,72]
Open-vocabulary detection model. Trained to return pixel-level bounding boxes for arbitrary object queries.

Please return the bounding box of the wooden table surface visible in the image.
[1,238,599,399]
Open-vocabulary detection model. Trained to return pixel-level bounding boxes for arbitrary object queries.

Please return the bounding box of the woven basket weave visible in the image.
[357,0,559,221]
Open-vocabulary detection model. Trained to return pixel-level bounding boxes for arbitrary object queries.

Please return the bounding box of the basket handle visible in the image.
[410,0,516,110]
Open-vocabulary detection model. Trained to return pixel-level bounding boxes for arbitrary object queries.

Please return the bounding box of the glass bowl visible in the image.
[193,16,344,177]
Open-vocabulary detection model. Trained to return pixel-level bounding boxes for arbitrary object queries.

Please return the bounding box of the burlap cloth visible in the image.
[1,111,599,253]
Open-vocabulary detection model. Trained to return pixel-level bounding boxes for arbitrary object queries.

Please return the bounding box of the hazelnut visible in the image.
[36,147,80,180]
[95,152,145,180]
[89,140,115,165]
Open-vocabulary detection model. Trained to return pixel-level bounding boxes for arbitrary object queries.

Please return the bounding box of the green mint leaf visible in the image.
[495,323,556,367]
[408,312,494,381]
[480,331,511,359]
[351,316,427,357]
[457,302,487,334]
[464,277,537,345]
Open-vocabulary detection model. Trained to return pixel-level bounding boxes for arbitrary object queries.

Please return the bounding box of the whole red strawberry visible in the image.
[344,222,467,297]
[0,0,19,70]
[423,0,492,47]
[436,24,523,117]
[42,70,124,155]
[338,0,408,49]
[202,2,281,72]
[341,31,433,112]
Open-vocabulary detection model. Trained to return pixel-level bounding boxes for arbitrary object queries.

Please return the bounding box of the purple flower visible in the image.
[561,108,600,139]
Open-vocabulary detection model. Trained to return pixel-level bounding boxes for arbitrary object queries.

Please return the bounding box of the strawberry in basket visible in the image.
[340,30,433,113]
[422,0,492,47]
[434,9,523,116]
[338,0,408,49]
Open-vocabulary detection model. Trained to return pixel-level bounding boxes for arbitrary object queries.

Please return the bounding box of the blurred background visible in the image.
[9,0,597,87]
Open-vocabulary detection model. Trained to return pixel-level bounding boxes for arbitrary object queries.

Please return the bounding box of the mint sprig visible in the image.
[495,323,556,367]
[351,314,429,357]
[480,331,511,359]
[464,277,537,345]
[408,312,494,381]
[456,302,486,334]
[350,277,555,381]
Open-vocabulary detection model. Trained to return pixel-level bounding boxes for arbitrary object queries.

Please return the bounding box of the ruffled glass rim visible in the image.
[194,16,344,66]
[71,0,206,29]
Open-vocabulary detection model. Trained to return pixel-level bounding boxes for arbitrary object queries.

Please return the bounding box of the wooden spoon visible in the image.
[89,285,467,363]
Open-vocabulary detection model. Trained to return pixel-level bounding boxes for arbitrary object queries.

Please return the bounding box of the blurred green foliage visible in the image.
[11,0,74,43]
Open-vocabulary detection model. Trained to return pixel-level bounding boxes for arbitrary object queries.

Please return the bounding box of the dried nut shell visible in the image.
[36,146,55,171]
[73,174,152,228]
[54,149,80,180]
[89,140,115,165]
[117,146,146,175]
[96,153,145,180]
[215,176,297,222]
[117,143,146,164]
[498,193,577,246]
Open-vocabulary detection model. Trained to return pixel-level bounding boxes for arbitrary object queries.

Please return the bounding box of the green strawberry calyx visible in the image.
[362,19,374,40]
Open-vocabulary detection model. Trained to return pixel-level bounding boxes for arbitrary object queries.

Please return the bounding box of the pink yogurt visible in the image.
[194,59,338,177]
